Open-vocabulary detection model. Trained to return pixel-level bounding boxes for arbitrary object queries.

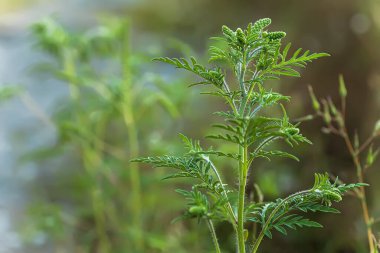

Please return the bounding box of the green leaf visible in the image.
[154,57,224,89]
[249,173,363,238]
[268,44,330,79]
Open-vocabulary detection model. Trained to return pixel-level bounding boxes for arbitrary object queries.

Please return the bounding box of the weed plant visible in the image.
[24,17,191,252]
[308,77,380,253]
[133,18,365,253]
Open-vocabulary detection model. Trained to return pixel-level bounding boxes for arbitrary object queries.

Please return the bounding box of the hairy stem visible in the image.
[207,219,222,253]
[240,70,259,116]
[202,156,238,228]
[237,145,248,253]
[236,49,250,253]
[251,184,263,243]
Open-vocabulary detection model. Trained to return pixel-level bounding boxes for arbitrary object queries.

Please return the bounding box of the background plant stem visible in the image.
[120,21,144,251]
[341,129,376,253]
[63,50,111,252]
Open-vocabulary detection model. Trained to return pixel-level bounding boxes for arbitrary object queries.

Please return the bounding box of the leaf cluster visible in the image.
[131,134,234,223]
[248,173,366,238]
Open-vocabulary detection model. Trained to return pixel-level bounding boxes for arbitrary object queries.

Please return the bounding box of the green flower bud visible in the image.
[308,86,320,111]
[327,97,337,116]
[323,101,331,124]
[336,114,344,128]
[246,22,253,32]
[252,18,272,32]
[339,74,347,98]
[267,31,286,40]
[222,25,235,41]
[236,28,246,46]
[189,206,207,216]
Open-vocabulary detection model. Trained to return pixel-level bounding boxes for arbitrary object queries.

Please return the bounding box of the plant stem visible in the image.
[63,49,79,101]
[123,107,143,247]
[202,156,238,228]
[251,184,262,243]
[63,51,111,252]
[120,21,144,251]
[240,71,259,116]
[91,187,111,253]
[223,79,239,114]
[341,129,376,253]
[237,145,248,253]
[207,219,222,253]
[357,135,376,155]
[236,50,250,253]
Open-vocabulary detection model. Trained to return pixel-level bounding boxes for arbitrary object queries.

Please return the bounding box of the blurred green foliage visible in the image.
[0,86,23,103]
[21,17,202,253]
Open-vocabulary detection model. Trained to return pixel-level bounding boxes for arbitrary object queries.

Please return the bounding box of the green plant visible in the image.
[133,18,365,253]
[308,76,380,253]
[25,17,191,253]
[0,86,22,103]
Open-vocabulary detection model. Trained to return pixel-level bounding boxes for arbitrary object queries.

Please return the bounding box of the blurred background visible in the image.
[0,0,379,252]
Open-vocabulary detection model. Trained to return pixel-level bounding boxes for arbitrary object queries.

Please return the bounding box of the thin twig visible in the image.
[207,219,222,253]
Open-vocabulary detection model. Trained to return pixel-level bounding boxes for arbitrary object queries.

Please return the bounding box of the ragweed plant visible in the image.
[308,76,380,253]
[133,18,366,253]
